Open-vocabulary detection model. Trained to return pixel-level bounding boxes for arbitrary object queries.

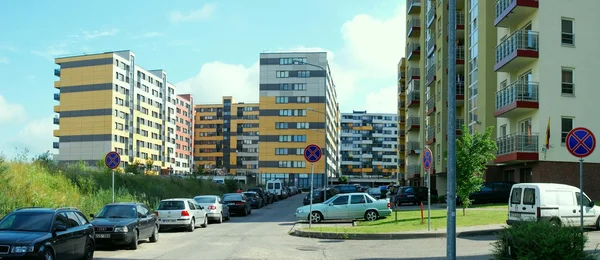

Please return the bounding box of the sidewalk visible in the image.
[290,222,507,240]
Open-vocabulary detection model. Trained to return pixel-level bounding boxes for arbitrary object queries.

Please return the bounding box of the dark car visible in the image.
[303,188,339,205]
[90,202,158,250]
[0,207,95,260]
[242,192,264,209]
[367,187,383,199]
[222,193,252,216]
[396,186,428,205]
[469,181,516,204]
[333,185,359,194]
[248,187,270,204]
[265,191,278,203]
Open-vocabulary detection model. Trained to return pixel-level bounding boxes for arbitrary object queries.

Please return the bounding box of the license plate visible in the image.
[95,234,110,239]
[228,203,236,206]
[407,195,414,197]
[162,219,176,222]
[511,212,521,217]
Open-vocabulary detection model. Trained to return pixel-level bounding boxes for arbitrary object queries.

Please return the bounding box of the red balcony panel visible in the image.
[494,0,539,28]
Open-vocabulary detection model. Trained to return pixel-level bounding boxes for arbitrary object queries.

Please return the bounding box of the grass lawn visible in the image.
[305,208,507,233]
[469,203,507,209]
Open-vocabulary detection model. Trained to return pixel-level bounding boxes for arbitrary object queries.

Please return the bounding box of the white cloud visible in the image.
[81,28,120,40]
[31,43,70,61]
[0,95,27,123]
[140,32,163,38]
[364,86,399,113]
[13,116,57,156]
[169,4,215,23]
[0,57,8,64]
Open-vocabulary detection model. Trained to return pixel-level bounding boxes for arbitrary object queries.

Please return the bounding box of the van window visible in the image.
[268,183,273,189]
[557,191,575,206]
[510,188,522,204]
[576,192,591,206]
[523,188,536,205]
[275,183,281,189]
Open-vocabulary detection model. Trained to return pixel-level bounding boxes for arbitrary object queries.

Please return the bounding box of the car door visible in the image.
[187,200,202,224]
[576,192,597,226]
[143,205,158,230]
[326,195,349,219]
[53,213,74,260]
[64,211,87,258]
[348,194,367,219]
[136,205,151,238]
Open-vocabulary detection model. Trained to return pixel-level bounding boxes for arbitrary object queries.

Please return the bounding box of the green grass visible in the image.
[0,154,241,218]
[469,203,507,209]
[305,209,507,233]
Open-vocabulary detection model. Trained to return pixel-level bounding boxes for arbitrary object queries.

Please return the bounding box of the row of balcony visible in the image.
[407,42,421,61]
[495,30,539,72]
[406,116,420,132]
[406,90,420,108]
[425,64,436,86]
[407,68,420,80]
[426,0,436,28]
[495,0,538,28]
[407,0,421,15]
[407,17,421,38]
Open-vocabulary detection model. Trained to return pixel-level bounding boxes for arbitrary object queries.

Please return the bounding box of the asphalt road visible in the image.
[94,193,600,260]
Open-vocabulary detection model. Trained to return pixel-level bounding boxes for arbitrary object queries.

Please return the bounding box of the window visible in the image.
[500,124,507,137]
[332,196,349,205]
[561,117,574,143]
[576,192,592,207]
[350,195,366,204]
[510,188,522,204]
[297,71,310,78]
[276,96,289,103]
[561,68,574,95]
[276,71,289,78]
[561,18,574,45]
[522,188,535,205]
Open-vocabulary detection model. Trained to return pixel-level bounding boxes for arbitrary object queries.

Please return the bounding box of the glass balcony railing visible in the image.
[495,81,540,111]
[497,132,539,156]
[495,30,539,64]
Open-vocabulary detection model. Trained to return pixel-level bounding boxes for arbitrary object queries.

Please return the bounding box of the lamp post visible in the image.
[307,108,329,193]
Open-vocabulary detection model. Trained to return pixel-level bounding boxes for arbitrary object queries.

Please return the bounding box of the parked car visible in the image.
[295,193,392,222]
[90,202,158,250]
[395,186,428,205]
[266,191,278,203]
[248,187,270,204]
[469,181,516,204]
[367,187,383,199]
[303,188,339,205]
[194,195,231,223]
[333,184,359,194]
[0,207,95,260]
[243,191,264,209]
[266,179,286,199]
[155,199,208,231]
[507,183,600,228]
[222,193,252,216]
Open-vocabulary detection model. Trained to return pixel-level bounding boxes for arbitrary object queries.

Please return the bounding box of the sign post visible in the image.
[105,151,121,203]
[423,147,433,231]
[304,144,322,229]
[565,127,596,232]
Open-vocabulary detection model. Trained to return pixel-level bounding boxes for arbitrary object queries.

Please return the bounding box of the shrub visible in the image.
[492,221,598,260]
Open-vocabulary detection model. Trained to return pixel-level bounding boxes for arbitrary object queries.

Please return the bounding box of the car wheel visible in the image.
[225,211,231,220]
[309,211,323,223]
[243,207,248,216]
[187,218,195,232]
[596,217,600,230]
[365,210,379,221]
[201,216,208,228]
[83,241,94,260]
[129,231,138,250]
[149,225,159,242]
[549,218,561,227]
[218,212,223,223]
[42,249,54,260]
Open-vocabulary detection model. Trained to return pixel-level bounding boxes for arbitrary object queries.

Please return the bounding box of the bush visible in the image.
[492,221,598,260]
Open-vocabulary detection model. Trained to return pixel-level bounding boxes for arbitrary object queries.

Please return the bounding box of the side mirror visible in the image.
[200,206,204,210]
[590,200,595,207]
[89,214,95,219]
[54,224,68,233]
[329,203,334,206]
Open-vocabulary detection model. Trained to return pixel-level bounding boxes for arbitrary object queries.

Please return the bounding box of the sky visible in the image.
[0,0,407,158]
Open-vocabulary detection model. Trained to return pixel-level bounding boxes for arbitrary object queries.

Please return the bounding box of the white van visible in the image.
[507,183,600,228]
[266,180,285,198]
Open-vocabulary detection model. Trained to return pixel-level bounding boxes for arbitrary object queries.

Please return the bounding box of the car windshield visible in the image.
[96,205,137,218]
[322,195,340,204]
[157,201,186,210]
[223,194,242,201]
[194,197,216,204]
[0,212,54,232]
[242,192,255,197]
[368,188,381,194]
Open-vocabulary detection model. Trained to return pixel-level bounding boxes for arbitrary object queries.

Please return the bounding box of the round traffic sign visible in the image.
[423,148,433,170]
[566,127,596,158]
[105,151,121,169]
[304,144,322,163]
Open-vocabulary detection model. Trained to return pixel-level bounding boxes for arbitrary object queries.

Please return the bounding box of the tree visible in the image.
[338,176,348,184]
[455,125,497,216]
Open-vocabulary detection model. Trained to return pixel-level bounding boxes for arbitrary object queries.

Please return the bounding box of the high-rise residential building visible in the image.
[193,97,259,175]
[492,1,600,191]
[340,111,399,180]
[52,50,183,174]
[258,52,339,188]
[175,94,195,175]
[404,0,498,193]
[397,58,407,182]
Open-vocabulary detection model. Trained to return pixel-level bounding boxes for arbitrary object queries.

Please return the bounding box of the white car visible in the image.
[194,195,230,223]
[155,198,208,231]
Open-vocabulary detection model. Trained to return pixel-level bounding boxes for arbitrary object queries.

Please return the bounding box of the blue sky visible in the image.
[0,0,407,158]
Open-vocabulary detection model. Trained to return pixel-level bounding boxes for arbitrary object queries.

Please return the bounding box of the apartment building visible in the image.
[175,94,195,175]
[258,52,339,188]
[193,97,259,175]
[340,111,399,180]
[397,58,407,181]
[52,50,181,174]
[492,0,600,197]
[403,0,498,193]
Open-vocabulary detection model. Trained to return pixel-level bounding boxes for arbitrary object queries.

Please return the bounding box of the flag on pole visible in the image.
[545,117,551,150]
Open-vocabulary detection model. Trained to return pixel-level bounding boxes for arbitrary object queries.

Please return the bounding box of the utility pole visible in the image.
[447,0,457,259]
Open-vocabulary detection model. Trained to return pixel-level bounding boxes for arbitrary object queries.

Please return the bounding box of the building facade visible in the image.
[258,52,340,188]
[52,50,184,174]
[175,94,195,175]
[398,58,407,182]
[340,111,399,180]
[193,97,259,175]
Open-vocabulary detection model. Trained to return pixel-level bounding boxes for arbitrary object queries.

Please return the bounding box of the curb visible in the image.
[290,228,503,240]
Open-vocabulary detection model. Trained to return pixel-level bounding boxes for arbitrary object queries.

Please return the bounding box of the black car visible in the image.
[90,202,158,250]
[469,181,516,204]
[333,185,359,194]
[247,187,270,204]
[396,186,428,205]
[222,193,251,216]
[242,192,264,209]
[0,207,95,260]
[303,188,339,205]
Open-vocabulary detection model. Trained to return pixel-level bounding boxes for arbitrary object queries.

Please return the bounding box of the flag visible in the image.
[545,117,551,150]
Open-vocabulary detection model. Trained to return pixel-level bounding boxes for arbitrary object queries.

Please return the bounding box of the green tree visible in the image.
[338,176,348,184]
[455,125,497,216]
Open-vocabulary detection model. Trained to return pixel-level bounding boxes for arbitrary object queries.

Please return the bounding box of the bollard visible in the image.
[420,202,424,224]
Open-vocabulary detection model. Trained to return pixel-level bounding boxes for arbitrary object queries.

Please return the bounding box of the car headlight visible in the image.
[114,226,128,232]
[11,245,34,253]
[296,209,304,214]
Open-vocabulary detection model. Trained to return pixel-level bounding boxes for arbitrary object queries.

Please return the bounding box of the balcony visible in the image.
[399,116,406,123]
[407,0,422,15]
[53,142,59,149]
[54,68,60,77]
[406,91,421,108]
[398,100,406,109]
[398,84,406,95]
[407,17,421,38]
[407,42,421,61]
[53,105,60,113]
[426,127,436,145]
[445,117,465,139]
[398,71,406,80]
[53,93,60,101]
[425,65,436,86]
[494,0,539,28]
[407,68,420,80]
[426,35,436,56]
[399,159,405,167]
[53,117,59,125]
[426,95,436,116]
[495,132,539,163]
[426,1,436,27]
[495,81,539,117]
[53,129,59,137]
[399,145,406,152]
[407,141,420,155]
[406,116,420,132]
[494,30,539,72]
[456,11,465,30]
[456,45,465,65]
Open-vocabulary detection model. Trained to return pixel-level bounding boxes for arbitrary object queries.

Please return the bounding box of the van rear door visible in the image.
[508,185,537,222]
